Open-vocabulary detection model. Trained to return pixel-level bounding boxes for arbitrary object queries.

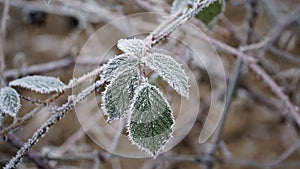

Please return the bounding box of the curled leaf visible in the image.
[128,83,174,157]
[9,75,66,94]
[0,87,21,117]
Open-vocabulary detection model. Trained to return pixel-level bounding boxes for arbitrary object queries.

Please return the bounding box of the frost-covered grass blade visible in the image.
[0,87,21,117]
[102,68,140,121]
[144,53,189,97]
[9,75,66,94]
[128,83,174,157]
[101,54,139,81]
[117,39,145,57]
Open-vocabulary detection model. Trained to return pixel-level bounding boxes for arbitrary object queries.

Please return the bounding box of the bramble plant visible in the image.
[3,0,300,169]
[0,0,223,161]
[101,39,189,156]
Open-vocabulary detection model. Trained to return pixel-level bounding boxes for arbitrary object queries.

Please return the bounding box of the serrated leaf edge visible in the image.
[143,53,189,98]
[117,38,145,58]
[101,68,140,122]
[127,83,175,157]
[101,54,139,82]
[9,75,66,94]
[0,87,21,117]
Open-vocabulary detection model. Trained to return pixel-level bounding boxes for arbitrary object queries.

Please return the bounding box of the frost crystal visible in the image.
[9,75,66,94]
[171,0,187,14]
[117,39,145,57]
[101,54,139,81]
[143,53,189,97]
[102,68,140,121]
[128,83,174,157]
[0,87,21,117]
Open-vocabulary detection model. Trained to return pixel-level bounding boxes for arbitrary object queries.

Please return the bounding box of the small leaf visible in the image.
[102,68,140,121]
[117,38,145,57]
[0,87,21,117]
[128,83,174,157]
[195,0,224,28]
[9,75,66,94]
[101,54,139,81]
[143,53,189,97]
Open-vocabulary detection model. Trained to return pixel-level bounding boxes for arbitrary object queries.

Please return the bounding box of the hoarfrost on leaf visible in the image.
[117,39,145,57]
[128,83,174,157]
[9,75,66,94]
[0,87,21,117]
[101,54,139,81]
[143,53,189,97]
[102,68,140,121]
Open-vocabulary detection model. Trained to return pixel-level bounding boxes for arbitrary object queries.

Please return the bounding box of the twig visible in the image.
[134,0,300,134]
[259,5,300,57]
[0,65,104,136]
[0,0,118,24]
[57,112,100,155]
[4,57,99,79]
[267,6,300,44]
[203,1,258,168]
[0,0,9,86]
[6,133,54,169]
[4,79,105,169]
[145,0,217,47]
[221,15,300,63]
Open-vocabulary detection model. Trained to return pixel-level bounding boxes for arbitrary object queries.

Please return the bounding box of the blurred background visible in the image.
[0,0,300,168]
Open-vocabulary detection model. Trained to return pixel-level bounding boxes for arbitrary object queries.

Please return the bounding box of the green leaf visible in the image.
[0,87,21,117]
[144,53,189,97]
[102,68,140,121]
[9,75,66,94]
[101,54,139,81]
[128,83,174,157]
[117,38,145,57]
[195,0,223,28]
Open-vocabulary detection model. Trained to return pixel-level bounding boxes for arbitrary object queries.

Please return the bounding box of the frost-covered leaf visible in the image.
[128,83,174,157]
[102,68,139,121]
[117,39,145,57]
[9,75,66,94]
[101,54,139,81]
[196,0,224,28]
[171,0,187,14]
[0,87,21,117]
[143,53,189,97]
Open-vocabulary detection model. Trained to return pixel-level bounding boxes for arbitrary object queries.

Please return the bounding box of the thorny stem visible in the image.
[145,0,217,48]
[3,1,218,167]
[203,1,258,168]
[6,133,54,169]
[4,79,105,169]
[0,66,103,136]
